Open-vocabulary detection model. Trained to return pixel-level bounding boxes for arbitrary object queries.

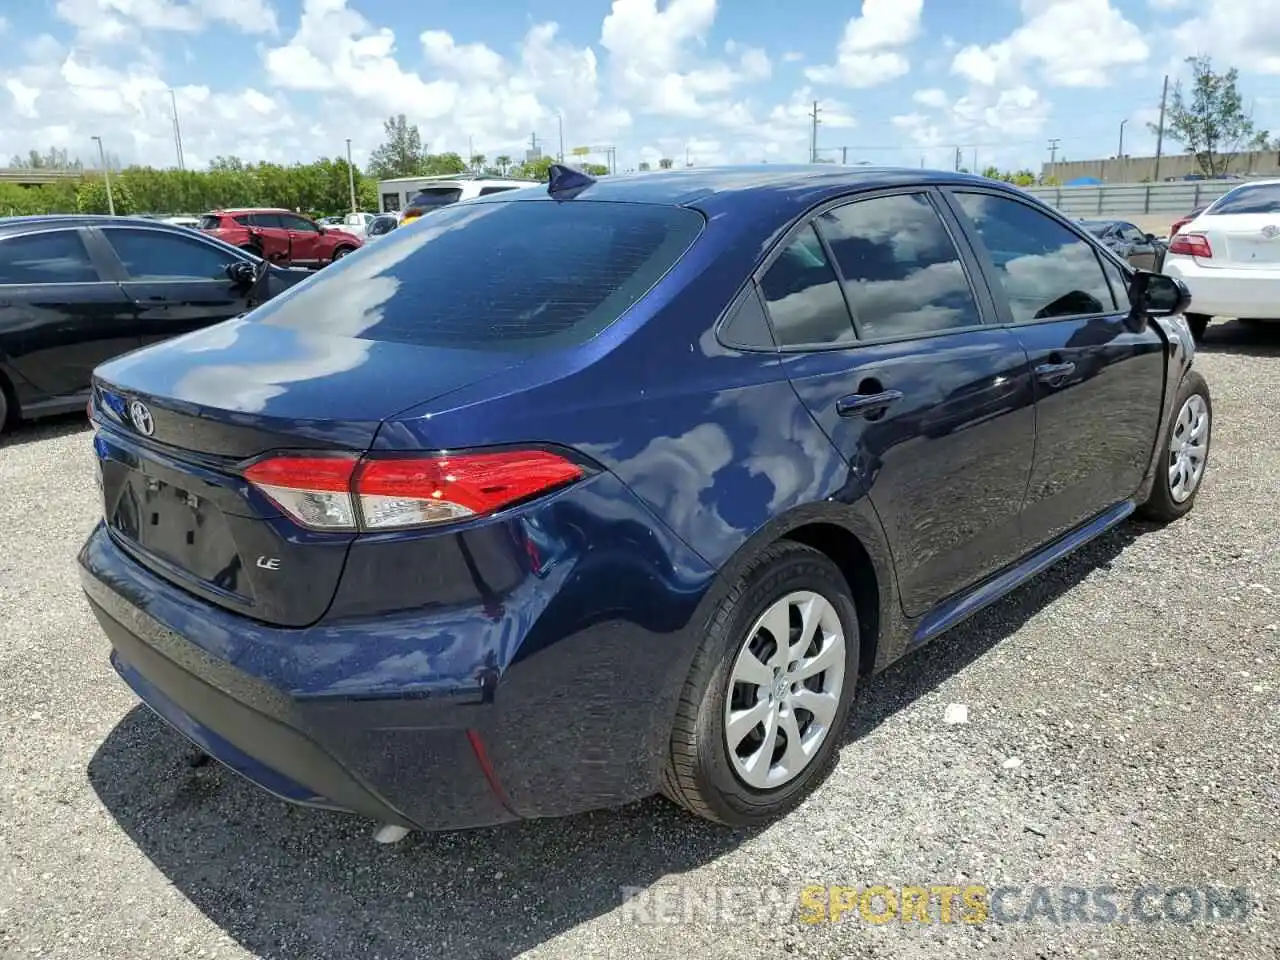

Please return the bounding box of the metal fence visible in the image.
[1022,181,1238,217]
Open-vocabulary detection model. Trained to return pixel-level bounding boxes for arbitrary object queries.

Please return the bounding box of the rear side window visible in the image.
[1207,183,1280,215]
[0,230,99,284]
[817,193,982,339]
[198,215,223,230]
[759,224,855,346]
[249,213,283,229]
[954,192,1115,322]
[250,200,704,351]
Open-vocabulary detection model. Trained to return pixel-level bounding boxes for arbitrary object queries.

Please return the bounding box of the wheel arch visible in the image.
[702,501,901,679]
[0,363,18,427]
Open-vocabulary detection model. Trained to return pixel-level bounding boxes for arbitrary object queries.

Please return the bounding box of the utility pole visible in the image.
[972,147,977,172]
[953,145,962,171]
[345,138,357,212]
[841,146,847,165]
[168,88,185,171]
[557,113,565,162]
[810,100,821,163]
[1047,137,1060,182]
[1153,74,1169,183]
[91,136,115,215]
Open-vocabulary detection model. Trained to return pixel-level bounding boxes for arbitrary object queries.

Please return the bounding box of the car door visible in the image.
[766,188,1037,617]
[0,227,138,404]
[278,213,324,266]
[247,213,292,263]
[94,226,252,347]
[944,189,1166,550]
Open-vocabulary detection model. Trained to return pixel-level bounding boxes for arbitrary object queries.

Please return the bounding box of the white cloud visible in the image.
[805,0,924,88]
[952,0,1148,88]
[53,0,279,45]
[1168,1,1280,74]
[913,88,948,109]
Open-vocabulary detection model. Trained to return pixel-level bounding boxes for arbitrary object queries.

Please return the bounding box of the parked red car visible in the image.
[198,208,362,267]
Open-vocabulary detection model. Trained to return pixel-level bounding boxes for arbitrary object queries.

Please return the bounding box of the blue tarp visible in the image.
[1066,176,1103,185]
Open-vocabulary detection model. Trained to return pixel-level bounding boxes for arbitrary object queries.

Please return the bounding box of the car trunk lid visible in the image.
[1191,214,1280,270]
[91,318,526,627]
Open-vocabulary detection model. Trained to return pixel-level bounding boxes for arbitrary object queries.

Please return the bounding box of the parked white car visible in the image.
[1162,179,1280,340]
[328,212,378,239]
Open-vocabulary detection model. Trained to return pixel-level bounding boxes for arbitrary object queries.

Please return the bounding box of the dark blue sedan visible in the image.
[79,164,1210,834]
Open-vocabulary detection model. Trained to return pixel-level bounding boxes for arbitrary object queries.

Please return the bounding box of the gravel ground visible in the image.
[1,320,1278,960]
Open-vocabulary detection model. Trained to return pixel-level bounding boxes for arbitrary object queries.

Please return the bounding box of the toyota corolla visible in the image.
[80,165,1210,836]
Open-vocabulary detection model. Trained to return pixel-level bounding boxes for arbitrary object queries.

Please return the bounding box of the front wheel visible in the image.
[1138,369,1211,523]
[661,541,859,826]
[331,246,354,262]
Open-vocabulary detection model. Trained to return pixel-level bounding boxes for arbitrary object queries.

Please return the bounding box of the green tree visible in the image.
[470,153,486,170]
[494,154,512,174]
[1151,55,1270,177]
[513,156,555,181]
[658,158,674,169]
[367,114,427,179]
[638,161,651,171]
[76,177,136,214]
[9,147,82,170]
[581,163,610,176]
[423,151,466,175]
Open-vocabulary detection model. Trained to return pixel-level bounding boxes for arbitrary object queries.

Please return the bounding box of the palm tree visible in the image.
[495,155,512,175]
[470,153,486,171]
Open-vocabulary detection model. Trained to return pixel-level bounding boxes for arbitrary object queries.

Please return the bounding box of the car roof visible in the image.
[213,208,294,214]
[0,214,205,237]
[478,164,1026,214]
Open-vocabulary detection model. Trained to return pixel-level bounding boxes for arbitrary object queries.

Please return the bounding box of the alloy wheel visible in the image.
[723,590,846,790]
[1169,393,1209,503]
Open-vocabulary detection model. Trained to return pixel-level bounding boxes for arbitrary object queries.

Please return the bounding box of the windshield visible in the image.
[1206,183,1280,216]
[248,200,704,353]
[1079,221,1111,237]
[198,215,222,230]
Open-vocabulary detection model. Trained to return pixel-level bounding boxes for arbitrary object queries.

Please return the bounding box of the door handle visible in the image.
[836,389,903,418]
[1035,361,1075,384]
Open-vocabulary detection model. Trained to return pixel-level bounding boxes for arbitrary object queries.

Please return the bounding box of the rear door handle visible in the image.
[1035,361,1075,384]
[836,389,903,418]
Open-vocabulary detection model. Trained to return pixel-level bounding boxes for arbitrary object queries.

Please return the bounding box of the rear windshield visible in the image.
[1206,183,1280,215]
[249,199,704,351]
[198,215,222,230]
[368,216,397,236]
[407,188,462,209]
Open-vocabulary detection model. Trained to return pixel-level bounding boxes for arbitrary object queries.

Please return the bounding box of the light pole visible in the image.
[345,138,357,212]
[1118,119,1128,164]
[557,113,565,163]
[91,136,115,216]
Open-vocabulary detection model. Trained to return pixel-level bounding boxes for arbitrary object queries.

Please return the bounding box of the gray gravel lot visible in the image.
[2,320,1279,960]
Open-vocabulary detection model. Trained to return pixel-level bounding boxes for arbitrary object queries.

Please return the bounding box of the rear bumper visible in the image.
[79,469,715,829]
[1163,258,1280,318]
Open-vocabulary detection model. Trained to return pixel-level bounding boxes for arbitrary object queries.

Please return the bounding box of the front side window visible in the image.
[198,214,223,230]
[954,192,1116,321]
[758,224,855,347]
[0,230,99,284]
[106,229,236,281]
[817,193,983,339]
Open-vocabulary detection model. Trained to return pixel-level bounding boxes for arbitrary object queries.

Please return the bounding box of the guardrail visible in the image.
[1023,181,1238,216]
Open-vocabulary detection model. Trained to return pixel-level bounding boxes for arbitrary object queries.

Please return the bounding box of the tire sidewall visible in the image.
[692,548,860,822]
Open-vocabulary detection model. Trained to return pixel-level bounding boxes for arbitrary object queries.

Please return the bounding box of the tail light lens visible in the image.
[1168,233,1212,258]
[244,449,584,532]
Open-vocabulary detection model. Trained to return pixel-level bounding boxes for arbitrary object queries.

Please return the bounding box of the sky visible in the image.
[1,0,1279,176]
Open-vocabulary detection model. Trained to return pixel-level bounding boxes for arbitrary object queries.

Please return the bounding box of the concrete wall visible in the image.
[1041,150,1280,184]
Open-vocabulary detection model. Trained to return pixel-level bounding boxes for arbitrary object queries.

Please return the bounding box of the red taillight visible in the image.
[243,450,583,532]
[1168,233,1212,258]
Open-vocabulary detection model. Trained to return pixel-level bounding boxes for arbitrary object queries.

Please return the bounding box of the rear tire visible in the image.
[0,379,10,436]
[1138,369,1211,523]
[661,541,860,826]
[1185,313,1210,341]
[331,246,354,262]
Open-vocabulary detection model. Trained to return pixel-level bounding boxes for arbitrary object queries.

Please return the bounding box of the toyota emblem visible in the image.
[128,399,155,436]
[1262,224,1280,239]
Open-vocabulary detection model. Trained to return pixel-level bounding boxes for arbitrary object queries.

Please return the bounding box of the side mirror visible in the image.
[1129,269,1190,318]
[226,261,255,286]
[1144,233,1159,243]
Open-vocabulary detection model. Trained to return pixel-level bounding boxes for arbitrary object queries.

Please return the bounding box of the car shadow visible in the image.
[1198,318,1280,357]
[87,519,1146,960]
[0,412,91,448]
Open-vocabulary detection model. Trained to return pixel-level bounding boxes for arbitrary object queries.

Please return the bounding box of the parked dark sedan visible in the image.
[80,165,1209,836]
[1079,218,1167,270]
[0,216,312,433]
